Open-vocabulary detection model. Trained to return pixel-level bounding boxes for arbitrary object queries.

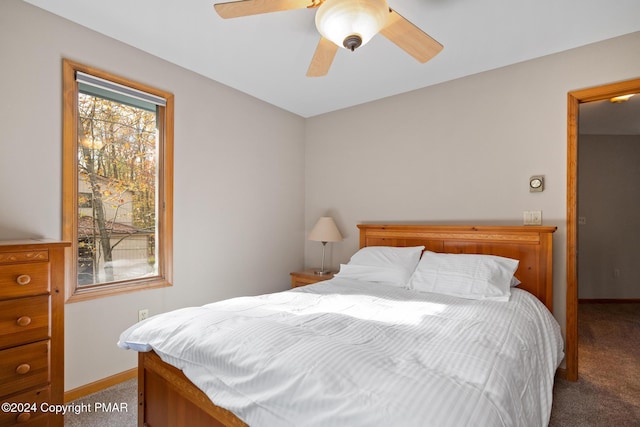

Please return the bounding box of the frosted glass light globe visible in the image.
[315,0,389,50]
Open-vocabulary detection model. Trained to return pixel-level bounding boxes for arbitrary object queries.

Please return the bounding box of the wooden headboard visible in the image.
[358,224,557,312]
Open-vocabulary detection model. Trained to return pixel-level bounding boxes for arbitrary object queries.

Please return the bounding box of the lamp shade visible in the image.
[308,217,343,243]
[315,0,389,50]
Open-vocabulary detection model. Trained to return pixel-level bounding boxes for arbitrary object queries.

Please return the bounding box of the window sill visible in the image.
[65,278,172,303]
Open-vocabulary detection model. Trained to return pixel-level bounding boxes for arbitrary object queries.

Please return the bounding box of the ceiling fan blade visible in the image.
[306,37,338,77]
[214,0,315,19]
[379,9,443,63]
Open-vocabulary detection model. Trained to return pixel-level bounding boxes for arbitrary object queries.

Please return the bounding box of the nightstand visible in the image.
[290,269,335,288]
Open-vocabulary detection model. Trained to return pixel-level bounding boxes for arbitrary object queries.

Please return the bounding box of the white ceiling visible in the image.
[23,0,640,118]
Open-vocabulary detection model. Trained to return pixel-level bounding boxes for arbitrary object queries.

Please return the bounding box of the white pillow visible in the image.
[409,251,519,301]
[335,246,425,286]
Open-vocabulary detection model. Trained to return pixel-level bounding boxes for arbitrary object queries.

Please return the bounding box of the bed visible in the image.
[119,224,562,427]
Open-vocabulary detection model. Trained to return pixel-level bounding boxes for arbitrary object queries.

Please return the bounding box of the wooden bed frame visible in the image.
[137,224,557,427]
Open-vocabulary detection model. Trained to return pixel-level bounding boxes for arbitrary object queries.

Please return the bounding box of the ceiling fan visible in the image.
[213,0,443,77]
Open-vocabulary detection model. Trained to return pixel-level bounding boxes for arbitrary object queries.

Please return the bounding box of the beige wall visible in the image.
[304,31,640,343]
[578,134,640,299]
[0,0,305,390]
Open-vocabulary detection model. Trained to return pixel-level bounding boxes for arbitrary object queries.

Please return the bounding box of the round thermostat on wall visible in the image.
[529,175,544,192]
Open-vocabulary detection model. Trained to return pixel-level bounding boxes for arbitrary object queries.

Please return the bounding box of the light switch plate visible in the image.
[523,211,542,225]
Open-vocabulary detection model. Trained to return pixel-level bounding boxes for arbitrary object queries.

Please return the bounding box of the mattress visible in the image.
[119,277,564,427]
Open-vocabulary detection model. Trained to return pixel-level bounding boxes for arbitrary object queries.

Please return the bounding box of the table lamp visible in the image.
[308,216,343,275]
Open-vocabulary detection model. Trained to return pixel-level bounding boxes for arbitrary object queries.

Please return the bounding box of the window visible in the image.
[62,60,173,302]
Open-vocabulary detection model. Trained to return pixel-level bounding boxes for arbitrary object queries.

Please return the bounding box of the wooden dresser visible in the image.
[0,241,68,427]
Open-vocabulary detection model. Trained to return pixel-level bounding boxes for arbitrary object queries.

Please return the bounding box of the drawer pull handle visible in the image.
[15,364,31,375]
[16,412,32,423]
[16,274,32,285]
[16,316,32,327]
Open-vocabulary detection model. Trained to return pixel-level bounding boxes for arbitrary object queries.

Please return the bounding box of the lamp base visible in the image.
[314,269,332,276]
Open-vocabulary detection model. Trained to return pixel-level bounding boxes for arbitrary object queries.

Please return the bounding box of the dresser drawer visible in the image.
[0,386,50,427]
[0,340,49,398]
[0,296,49,350]
[0,263,50,299]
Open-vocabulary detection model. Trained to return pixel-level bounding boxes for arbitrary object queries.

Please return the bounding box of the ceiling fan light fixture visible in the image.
[315,0,389,51]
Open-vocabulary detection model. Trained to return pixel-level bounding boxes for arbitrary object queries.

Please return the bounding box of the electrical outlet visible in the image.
[523,211,542,225]
[138,309,149,322]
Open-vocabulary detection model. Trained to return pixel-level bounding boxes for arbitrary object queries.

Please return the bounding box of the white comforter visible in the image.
[119,278,563,427]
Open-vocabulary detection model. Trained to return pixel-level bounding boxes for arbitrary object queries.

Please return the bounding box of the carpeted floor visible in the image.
[64,379,137,427]
[65,303,639,426]
[549,303,640,427]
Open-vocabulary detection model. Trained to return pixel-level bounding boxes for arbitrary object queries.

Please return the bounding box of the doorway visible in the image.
[566,77,640,381]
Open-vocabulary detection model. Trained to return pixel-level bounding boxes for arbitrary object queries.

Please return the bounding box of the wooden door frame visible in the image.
[566,77,640,381]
